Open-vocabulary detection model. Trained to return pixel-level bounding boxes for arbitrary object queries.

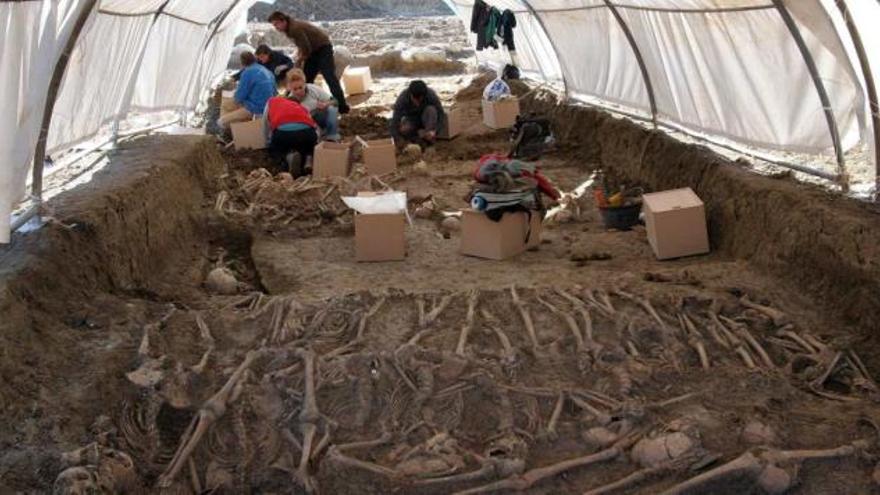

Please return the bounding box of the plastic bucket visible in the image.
[599,203,642,230]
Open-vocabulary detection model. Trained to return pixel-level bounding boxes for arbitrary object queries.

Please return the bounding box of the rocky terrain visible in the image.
[248,0,453,22]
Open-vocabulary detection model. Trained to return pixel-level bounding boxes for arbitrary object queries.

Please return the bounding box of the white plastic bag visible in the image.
[483,77,510,102]
[342,191,407,214]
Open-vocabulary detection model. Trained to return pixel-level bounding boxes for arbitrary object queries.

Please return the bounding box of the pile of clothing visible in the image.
[470,0,517,51]
[467,153,560,221]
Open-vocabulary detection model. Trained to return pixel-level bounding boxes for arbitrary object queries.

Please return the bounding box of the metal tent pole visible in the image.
[833,0,880,198]
[603,0,658,127]
[520,0,569,96]
[110,0,174,146]
[180,0,244,113]
[772,0,848,190]
[31,0,100,202]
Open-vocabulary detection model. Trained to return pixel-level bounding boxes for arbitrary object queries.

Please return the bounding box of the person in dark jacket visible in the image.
[389,80,446,149]
[267,11,350,114]
[470,0,491,51]
[255,44,294,83]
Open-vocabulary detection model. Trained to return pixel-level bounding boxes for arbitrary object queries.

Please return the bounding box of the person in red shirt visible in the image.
[261,95,318,176]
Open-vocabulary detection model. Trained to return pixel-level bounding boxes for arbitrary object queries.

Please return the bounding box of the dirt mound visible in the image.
[353,50,467,77]
[523,90,880,355]
[340,108,392,138]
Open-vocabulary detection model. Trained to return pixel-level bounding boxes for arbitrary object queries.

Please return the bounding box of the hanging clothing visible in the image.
[498,9,517,50]
[471,0,491,51]
[485,7,502,50]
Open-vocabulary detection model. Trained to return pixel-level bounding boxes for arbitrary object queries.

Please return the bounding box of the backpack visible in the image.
[509,114,553,161]
[502,64,521,80]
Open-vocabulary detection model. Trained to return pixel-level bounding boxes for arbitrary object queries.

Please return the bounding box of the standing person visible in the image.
[389,80,445,149]
[261,95,319,176]
[267,11,350,115]
[286,69,341,142]
[218,51,276,130]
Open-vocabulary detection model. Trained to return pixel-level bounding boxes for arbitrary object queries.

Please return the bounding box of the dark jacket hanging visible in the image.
[485,7,502,49]
[471,0,491,50]
[499,9,517,51]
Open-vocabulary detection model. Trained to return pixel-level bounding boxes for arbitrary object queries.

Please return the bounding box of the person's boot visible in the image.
[338,103,351,115]
[286,152,303,177]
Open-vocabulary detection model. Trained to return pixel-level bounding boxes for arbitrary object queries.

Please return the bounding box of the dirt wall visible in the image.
[524,93,880,334]
[1,136,224,310]
[0,136,225,477]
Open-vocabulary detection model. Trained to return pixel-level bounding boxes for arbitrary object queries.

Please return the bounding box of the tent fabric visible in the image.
[0,0,258,242]
[444,0,878,165]
[1,0,879,243]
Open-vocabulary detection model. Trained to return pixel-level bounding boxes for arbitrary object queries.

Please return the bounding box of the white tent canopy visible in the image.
[1,0,879,243]
[444,0,879,182]
[0,0,258,243]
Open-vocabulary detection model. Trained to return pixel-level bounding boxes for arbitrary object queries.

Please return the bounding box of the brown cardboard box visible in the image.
[482,97,520,129]
[642,187,710,260]
[220,90,236,113]
[230,119,265,150]
[355,213,406,262]
[460,210,542,260]
[362,138,397,176]
[343,67,372,95]
[313,141,352,178]
[438,107,464,139]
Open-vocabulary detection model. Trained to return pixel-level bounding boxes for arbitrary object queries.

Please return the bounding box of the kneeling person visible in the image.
[286,69,340,142]
[219,51,276,130]
[262,96,318,176]
[390,80,445,149]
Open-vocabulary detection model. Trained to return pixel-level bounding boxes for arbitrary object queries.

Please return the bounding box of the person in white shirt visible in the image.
[285,69,341,142]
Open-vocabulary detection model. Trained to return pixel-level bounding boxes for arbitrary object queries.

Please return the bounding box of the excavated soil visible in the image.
[2,76,880,494]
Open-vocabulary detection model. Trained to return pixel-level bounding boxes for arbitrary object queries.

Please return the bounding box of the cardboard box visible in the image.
[230,119,265,150]
[482,97,520,129]
[313,141,352,178]
[353,192,406,262]
[221,90,237,113]
[355,213,406,262]
[362,138,397,176]
[343,67,372,95]
[642,187,710,260]
[460,209,542,260]
[438,107,464,140]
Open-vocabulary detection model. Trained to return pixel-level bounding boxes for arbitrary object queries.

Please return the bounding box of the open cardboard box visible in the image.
[230,119,265,150]
[313,141,352,179]
[349,191,407,262]
[361,138,397,176]
[460,209,542,260]
[482,97,520,129]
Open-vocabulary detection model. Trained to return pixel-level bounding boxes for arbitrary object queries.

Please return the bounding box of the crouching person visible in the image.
[390,80,445,150]
[218,51,276,131]
[262,96,318,176]
[286,69,341,141]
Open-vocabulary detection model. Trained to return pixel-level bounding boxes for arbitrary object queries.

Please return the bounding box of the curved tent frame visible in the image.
[444,0,879,191]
